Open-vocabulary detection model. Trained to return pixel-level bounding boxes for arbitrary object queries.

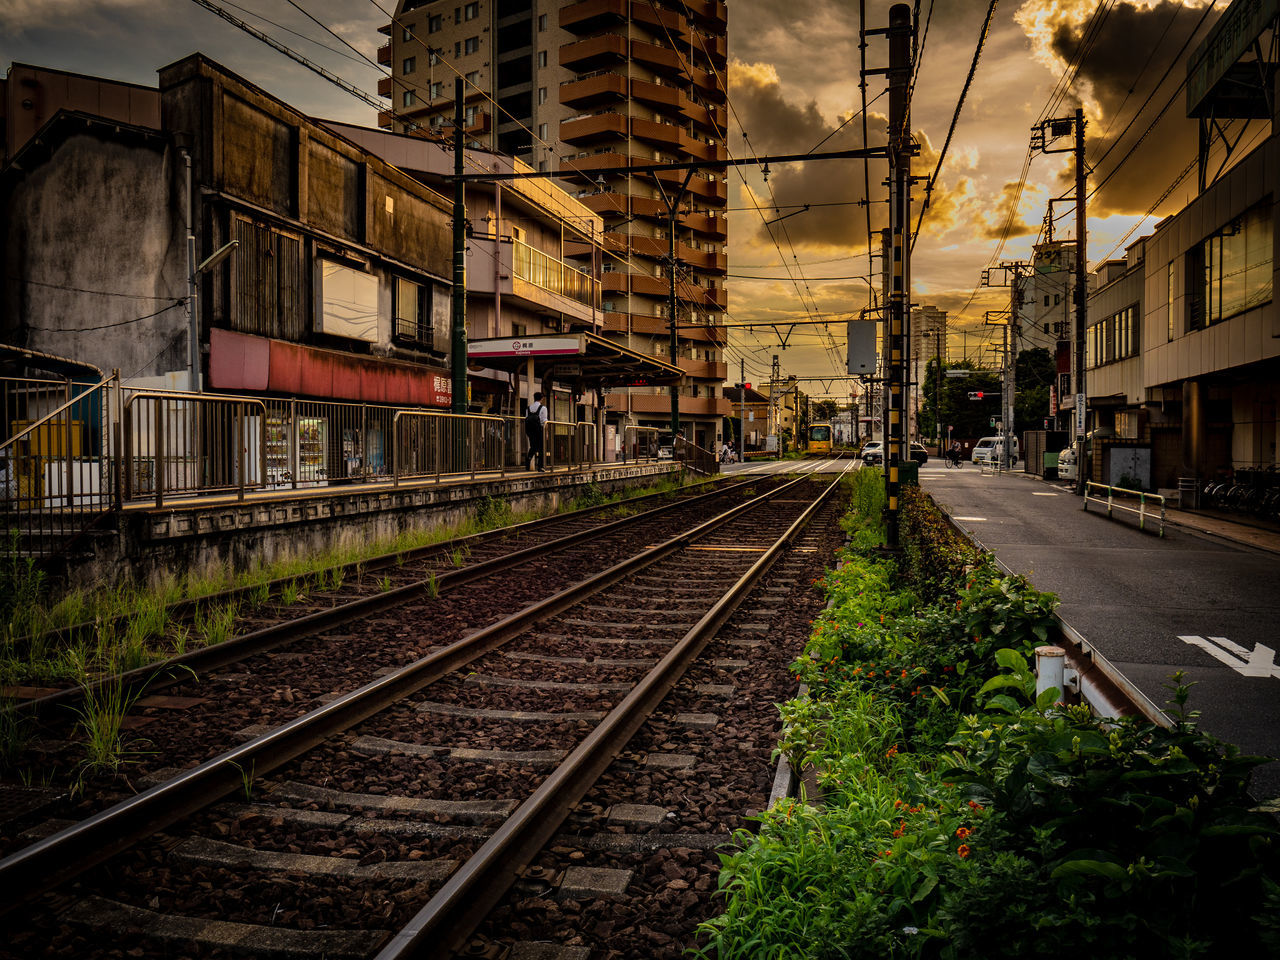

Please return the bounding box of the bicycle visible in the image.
[944,449,963,469]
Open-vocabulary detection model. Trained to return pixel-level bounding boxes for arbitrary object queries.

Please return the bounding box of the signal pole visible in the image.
[1033,109,1088,493]
[882,3,913,548]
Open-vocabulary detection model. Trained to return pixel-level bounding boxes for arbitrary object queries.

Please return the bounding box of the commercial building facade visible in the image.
[378,0,733,451]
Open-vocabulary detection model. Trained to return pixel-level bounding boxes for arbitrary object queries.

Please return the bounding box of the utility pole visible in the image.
[451,78,467,415]
[934,330,943,445]
[1033,109,1088,493]
[980,262,1028,471]
[739,357,746,451]
[882,2,913,548]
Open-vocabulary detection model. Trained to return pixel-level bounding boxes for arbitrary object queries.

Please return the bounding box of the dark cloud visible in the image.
[979,181,1037,240]
[1045,1,1219,216]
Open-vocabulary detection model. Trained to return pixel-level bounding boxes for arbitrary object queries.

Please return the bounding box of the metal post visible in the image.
[885,3,912,548]
[451,78,468,416]
[236,402,246,501]
[1074,106,1089,495]
[740,358,746,454]
[156,401,165,510]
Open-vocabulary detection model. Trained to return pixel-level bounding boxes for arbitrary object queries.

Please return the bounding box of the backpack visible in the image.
[525,403,541,431]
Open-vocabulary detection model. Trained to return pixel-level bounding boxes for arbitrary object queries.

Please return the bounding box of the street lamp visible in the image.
[188,239,238,394]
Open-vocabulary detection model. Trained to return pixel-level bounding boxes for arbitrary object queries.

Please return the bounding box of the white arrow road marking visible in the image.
[1178,635,1280,679]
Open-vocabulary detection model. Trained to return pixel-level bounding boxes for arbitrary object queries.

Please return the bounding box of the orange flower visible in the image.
[955,827,971,840]
[957,844,971,858]
[885,745,899,758]
[967,800,984,811]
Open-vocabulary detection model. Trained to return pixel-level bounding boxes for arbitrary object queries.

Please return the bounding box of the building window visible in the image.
[429,50,439,65]
[465,70,480,85]
[538,50,547,68]
[454,41,461,57]
[319,261,378,343]
[537,86,547,105]
[464,36,479,54]
[402,56,415,74]
[538,159,547,172]
[402,25,413,41]
[1167,261,1177,341]
[464,1,478,20]
[428,14,442,32]
[230,217,304,340]
[393,277,432,345]
[538,122,549,140]
[402,90,416,107]
[1191,202,1273,329]
[430,81,442,99]
[1043,295,1049,307]
[465,105,479,125]
[538,13,547,30]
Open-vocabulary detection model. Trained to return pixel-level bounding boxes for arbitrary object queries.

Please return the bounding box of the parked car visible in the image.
[971,435,1019,466]
[1056,446,1077,481]
[859,441,928,465]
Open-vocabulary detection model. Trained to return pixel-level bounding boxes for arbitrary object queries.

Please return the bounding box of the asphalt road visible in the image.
[920,462,1280,802]
[726,456,1280,801]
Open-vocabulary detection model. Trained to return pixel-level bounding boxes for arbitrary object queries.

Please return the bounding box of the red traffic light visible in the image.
[967,391,984,400]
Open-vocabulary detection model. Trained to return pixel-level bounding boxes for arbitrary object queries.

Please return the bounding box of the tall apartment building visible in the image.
[378,0,732,450]
[909,305,946,440]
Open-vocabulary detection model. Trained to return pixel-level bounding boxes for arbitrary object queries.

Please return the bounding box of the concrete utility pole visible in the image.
[739,357,746,450]
[1073,107,1088,494]
[451,78,468,415]
[883,3,913,548]
[1033,109,1088,493]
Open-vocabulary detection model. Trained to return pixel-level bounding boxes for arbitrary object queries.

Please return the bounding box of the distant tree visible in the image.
[812,399,839,421]
[1013,347,1055,434]
[921,359,1000,441]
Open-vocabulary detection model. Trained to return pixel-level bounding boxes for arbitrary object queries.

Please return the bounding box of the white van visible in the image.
[971,435,1019,466]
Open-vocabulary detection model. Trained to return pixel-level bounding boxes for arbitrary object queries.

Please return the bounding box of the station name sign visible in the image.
[1187,0,1277,115]
[467,337,582,359]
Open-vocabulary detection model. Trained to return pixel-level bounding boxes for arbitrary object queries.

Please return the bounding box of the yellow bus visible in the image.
[807,422,832,455]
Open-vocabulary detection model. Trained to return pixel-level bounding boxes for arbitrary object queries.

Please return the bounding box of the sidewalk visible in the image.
[1015,471,1280,557]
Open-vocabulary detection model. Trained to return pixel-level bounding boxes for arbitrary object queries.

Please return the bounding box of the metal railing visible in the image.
[1083,481,1166,536]
[546,419,596,471]
[621,426,660,462]
[394,411,508,483]
[123,390,267,507]
[0,374,119,558]
[511,238,600,308]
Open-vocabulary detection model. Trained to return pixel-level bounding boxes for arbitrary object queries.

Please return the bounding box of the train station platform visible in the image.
[87,461,682,588]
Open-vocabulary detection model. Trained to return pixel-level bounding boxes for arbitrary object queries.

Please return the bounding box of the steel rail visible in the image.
[15,474,735,658]
[12,476,757,724]
[0,475,815,911]
[376,469,849,958]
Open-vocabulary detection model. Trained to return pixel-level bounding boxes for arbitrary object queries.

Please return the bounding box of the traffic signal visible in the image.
[967,391,984,400]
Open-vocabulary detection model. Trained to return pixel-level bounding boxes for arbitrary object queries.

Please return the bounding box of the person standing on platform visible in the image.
[525,392,549,471]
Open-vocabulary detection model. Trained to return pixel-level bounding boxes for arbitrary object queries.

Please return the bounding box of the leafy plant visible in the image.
[193,602,238,647]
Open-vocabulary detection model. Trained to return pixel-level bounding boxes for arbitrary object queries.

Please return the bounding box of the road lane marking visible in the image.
[1032,492,1058,496]
[1178,635,1280,679]
[953,516,987,522]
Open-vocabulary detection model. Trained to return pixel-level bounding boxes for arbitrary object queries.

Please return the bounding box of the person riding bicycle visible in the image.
[947,441,963,467]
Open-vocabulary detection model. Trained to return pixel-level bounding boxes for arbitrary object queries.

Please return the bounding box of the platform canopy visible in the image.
[467,332,683,388]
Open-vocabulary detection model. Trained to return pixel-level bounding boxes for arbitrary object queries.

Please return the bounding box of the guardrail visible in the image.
[393,411,507,483]
[1083,481,1166,536]
[621,426,660,463]
[0,374,119,558]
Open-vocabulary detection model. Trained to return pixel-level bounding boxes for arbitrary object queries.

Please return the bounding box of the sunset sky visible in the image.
[1,0,1233,398]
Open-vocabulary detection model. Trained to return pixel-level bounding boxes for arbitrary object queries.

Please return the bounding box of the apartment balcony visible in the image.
[560,34,627,71]
[606,393,733,417]
[679,357,728,381]
[690,32,727,68]
[679,244,727,274]
[559,0,627,34]
[560,71,626,109]
[582,191,666,221]
[602,311,725,344]
[464,110,490,135]
[681,210,727,239]
[661,171,726,204]
[560,112,627,145]
[691,68,726,102]
[377,42,392,66]
[702,284,728,309]
[630,39,682,76]
[684,0,727,28]
[612,272,720,305]
[608,233,667,259]
[557,151,635,180]
[377,76,394,98]
[680,133,725,163]
[631,116,682,149]
[680,96,727,132]
[631,1,687,39]
[630,77,682,115]
[469,237,601,322]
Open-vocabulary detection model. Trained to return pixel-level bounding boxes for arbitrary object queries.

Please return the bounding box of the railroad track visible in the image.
[0,470,849,959]
[6,476,743,715]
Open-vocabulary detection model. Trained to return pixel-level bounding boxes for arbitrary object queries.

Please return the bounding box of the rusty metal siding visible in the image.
[230,216,305,341]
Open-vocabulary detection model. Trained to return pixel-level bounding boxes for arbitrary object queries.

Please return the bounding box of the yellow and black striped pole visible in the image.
[885,3,913,548]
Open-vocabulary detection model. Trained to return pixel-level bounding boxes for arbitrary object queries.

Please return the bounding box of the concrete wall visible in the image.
[74,466,677,590]
[2,128,188,380]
